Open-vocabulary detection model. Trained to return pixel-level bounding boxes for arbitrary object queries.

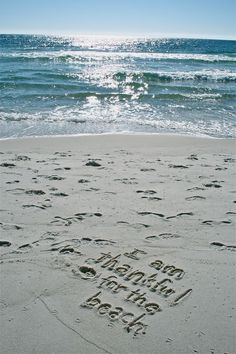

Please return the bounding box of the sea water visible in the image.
[0,34,236,138]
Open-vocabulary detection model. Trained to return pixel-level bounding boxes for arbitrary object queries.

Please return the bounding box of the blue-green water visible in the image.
[0,34,236,138]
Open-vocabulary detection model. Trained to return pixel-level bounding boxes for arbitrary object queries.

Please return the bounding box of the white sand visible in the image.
[0,134,235,354]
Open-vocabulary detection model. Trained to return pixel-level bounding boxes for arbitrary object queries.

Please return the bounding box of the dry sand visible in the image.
[0,134,235,354]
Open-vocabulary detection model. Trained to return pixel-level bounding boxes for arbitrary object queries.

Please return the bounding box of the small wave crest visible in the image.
[1,89,235,102]
[1,50,236,64]
[113,70,236,83]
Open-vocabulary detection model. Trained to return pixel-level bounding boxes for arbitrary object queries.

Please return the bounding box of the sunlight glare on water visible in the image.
[0,34,235,138]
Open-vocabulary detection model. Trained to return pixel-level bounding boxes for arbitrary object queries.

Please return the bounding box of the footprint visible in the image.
[166,212,194,220]
[169,164,189,169]
[72,265,97,279]
[78,179,90,183]
[51,216,73,226]
[82,188,100,192]
[6,188,25,194]
[159,233,181,239]
[74,212,102,218]
[200,164,212,168]
[36,160,46,163]
[202,220,214,225]
[137,211,165,218]
[185,196,206,201]
[46,175,65,181]
[146,233,180,240]
[6,180,20,184]
[187,187,205,191]
[94,239,116,246]
[114,178,138,185]
[187,154,198,161]
[14,155,31,161]
[140,168,156,172]
[215,166,227,171]
[25,189,46,195]
[145,235,159,240]
[202,220,232,225]
[141,196,162,201]
[54,152,71,157]
[136,190,157,195]
[18,243,33,251]
[85,160,101,167]
[0,163,16,168]
[224,158,235,163]
[49,187,58,191]
[50,192,68,197]
[0,223,23,230]
[23,204,46,210]
[0,240,11,247]
[37,174,65,181]
[131,223,151,229]
[210,241,236,251]
[59,247,81,254]
[204,183,222,188]
[42,231,60,240]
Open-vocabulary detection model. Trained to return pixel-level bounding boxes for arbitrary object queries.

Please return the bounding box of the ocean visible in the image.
[0,34,236,138]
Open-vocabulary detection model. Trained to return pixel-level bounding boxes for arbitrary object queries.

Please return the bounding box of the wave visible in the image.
[1,70,235,95]
[1,107,235,139]
[113,70,236,83]
[1,90,235,106]
[0,81,82,90]
[1,50,236,63]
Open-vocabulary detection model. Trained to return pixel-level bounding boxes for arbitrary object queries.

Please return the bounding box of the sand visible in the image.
[0,134,235,354]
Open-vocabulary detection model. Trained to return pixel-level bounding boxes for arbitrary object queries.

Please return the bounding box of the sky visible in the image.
[0,0,235,39]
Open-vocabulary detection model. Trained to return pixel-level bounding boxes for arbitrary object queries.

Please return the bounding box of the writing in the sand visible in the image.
[79,248,192,336]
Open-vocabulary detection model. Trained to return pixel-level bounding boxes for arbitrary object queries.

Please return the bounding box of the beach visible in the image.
[0,134,235,354]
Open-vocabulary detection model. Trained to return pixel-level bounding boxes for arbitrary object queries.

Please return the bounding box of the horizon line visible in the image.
[0,30,235,41]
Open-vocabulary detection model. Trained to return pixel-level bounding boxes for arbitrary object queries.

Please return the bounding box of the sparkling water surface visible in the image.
[0,34,236,138]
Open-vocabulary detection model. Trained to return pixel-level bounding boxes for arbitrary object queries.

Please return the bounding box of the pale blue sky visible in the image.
[1,0,235,39]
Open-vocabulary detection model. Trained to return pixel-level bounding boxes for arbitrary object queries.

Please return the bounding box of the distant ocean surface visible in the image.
[0,34,236,138]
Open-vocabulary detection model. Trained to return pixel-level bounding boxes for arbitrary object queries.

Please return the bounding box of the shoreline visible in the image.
[1,132,235,145]
[0,134,235,160]
[1,131,235,142]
